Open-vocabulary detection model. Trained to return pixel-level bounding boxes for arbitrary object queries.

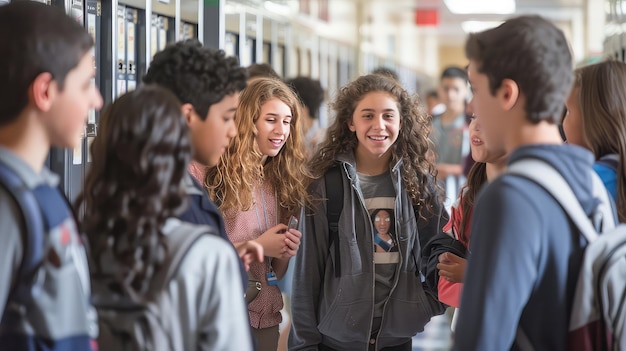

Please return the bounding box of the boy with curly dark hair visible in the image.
[144,40,261,289]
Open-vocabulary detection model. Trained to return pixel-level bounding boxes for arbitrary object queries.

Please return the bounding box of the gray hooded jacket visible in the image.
[289,152,447,351]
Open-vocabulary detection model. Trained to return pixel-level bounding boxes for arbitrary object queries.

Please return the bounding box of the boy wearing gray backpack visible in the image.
[453,15,620,351]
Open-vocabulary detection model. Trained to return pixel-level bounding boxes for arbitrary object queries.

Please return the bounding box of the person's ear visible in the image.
[30,72,55,112]
[181,103,196,126]
[498,79,520,111]
[348,119,356,132]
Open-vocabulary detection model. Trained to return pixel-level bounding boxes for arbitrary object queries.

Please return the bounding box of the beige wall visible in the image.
[438,45,467,74]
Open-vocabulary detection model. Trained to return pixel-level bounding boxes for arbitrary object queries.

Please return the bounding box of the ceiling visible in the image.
[395,0,587,43]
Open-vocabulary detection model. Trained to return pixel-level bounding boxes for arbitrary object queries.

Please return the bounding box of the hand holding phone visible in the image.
[287,215,299,231]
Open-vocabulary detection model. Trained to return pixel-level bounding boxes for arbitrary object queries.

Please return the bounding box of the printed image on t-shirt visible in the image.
[371,208,397,252]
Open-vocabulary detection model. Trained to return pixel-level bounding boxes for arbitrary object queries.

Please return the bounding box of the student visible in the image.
[563,60,626,222]
[205,77,309,350]
[454,15,615,350]
[143,40,262,282]
[430,66,471,184]
[289,74,447,351]
[78,85,252,350]
[248,63,281,82]
[286,76,326,156]
[0,2,102,349]
[429,116,508,329]
[425,90,446,116]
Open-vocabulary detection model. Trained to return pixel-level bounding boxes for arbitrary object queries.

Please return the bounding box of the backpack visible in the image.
[93,220,211,351]
[0,160,97,351]
[0,161,47,310]
[596,154,619,171]
[508,159,626,351]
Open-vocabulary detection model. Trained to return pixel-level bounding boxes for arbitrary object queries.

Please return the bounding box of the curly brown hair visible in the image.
[309,74,441,217]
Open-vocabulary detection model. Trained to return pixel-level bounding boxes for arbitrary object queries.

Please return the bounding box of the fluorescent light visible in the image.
[264,1,291,16]
[462,21,504,33]
[445,0,515,14]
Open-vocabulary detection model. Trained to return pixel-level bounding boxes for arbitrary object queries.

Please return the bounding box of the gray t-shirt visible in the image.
[431,113,468,165]
[358,171,399,334]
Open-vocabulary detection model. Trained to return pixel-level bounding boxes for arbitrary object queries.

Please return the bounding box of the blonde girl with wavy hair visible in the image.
[205,77,310,350]
[289,74,447,351]
[563,60,626,222]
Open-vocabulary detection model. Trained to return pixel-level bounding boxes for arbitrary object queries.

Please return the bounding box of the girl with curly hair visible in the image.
[289,74,448,351]
[76,85,252,350]
[205,77,310,350]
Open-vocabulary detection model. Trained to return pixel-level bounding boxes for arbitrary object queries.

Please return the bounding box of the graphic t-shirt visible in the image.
[358,171,399,335]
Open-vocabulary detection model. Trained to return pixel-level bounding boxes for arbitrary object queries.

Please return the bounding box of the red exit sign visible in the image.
[415,8,439,26]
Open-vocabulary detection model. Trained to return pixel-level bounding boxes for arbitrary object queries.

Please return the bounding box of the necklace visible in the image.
[254,188,271,234]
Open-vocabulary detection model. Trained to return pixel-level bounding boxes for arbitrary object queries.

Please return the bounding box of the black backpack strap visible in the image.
[325,165,343,278]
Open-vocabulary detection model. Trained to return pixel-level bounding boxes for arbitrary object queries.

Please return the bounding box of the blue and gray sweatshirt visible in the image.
[0,147,96,350]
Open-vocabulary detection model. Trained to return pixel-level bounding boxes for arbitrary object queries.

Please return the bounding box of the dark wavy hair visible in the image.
[458,162,487,243]
[75,85,192,296]
[309,74,441,218]
[143,39,247,119]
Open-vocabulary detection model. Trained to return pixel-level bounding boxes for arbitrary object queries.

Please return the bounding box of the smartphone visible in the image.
[287,215,299,231]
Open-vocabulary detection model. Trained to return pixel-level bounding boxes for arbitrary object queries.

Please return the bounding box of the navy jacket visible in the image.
[178,174,248,290]
[453,144,613,351]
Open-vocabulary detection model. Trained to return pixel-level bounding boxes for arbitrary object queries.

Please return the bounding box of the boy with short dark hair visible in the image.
[454,15,613,350]
[0,2,103,349]
[431,66,471,207]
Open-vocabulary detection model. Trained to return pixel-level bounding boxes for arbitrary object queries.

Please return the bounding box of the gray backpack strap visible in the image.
[507,158,615,351]
[507,159,615,243]
[161,219,214,286]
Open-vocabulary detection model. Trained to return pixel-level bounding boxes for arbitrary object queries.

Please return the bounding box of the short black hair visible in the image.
[466,15,573,123]
[144,40,247,119]
[372,67,399,81]
[286,77,325,119]
[426,90,439,99]
[247,63,280,80]
[0,1,93,125]
[440,66,468,83]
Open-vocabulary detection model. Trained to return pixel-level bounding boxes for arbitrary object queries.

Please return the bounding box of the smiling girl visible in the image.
[205,77,311,350]
[289,74,447,351]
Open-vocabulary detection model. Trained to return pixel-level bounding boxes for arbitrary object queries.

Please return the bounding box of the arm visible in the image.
[453,181,542,351]
[233,240,264,271]
[437,276,462,308]
[436,252,466,308]
[234,223,289,258]
[289,181,328,350]
[417,181,450,299]
[273,224,303,279]
[0,191,24,318]
[193,236,254,351]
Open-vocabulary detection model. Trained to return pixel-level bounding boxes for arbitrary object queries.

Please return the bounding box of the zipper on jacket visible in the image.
[373,187,405,350]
